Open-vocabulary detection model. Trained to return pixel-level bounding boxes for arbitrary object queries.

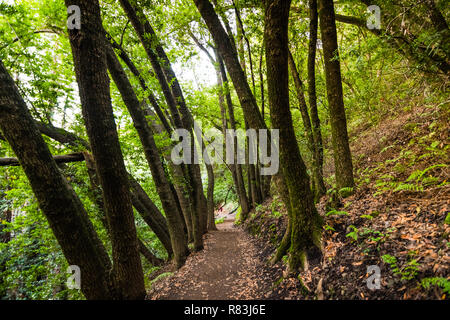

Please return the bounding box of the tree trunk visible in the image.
[105,43,189,267]
[120,0,207,249]
[128,178,173,258]
[287,50,325,202]
[193,0,266,132]
[0,152,84,166]
[84,152,163,267]
[318,0,355,192]
[307,0,326,201]
[0,59,113,299]
[217,53,250,217]
[206,163,217,231]
[64,0,145,299]
[0,205,11,243]
[264,0,323,273]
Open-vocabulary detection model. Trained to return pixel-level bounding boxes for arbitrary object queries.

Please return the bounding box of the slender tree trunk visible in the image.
[119,0,207,249]
[307,0,326,200]
[193,0,266,132]
[259,42,265,119]
[236,13,260,208]
[106,35,196,246]
[217,53,250,217]
[264,0,323,273]
[287,50,324,202]
[64,0,145,299]
[318,0,355,192]
[206,163,217,231]
[128,179,173,258]
[0,59,113,299]
[105,44,189,267]
[84,152,163,266]
[26,118,175,258]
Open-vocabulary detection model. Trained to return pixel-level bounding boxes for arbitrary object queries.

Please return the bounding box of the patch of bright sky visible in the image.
[172,46,217,91]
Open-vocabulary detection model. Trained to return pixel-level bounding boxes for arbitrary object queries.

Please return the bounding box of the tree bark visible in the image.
[0,152,84,166]
[217,53,250,218]
[264,0,323,273]
[287,49,325,201]
[64,0,145,299]
[307,0,326,200]
[83,152,164,266]
[119,0,207,249]
[318,0,355,192]
[0,59,113,299]
[105,44,189,267]
[193,0,266,132]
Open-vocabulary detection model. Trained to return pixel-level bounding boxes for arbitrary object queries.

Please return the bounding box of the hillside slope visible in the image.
[242,102,449,300]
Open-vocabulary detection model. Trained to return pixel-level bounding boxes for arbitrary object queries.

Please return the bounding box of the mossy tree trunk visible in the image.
[318,0,355,191]
[307,0,327,200]
[264,0,323,274]
[119,0,207,249]
[0,59,113,299]
[287,49,324,202]
[64,0,145,299]
[105,44,189,267]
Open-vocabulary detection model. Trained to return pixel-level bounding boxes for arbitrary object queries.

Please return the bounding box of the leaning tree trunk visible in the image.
[217,53,250,217]
[105,43,189,268]
[193,0,266,132]
[205,162,217,231]
[106,35,195,246]
[318,0,355,192]
[64,0,145,299]
[119,0,207,249]
[287,50,324,201]
[194,0,273,220]
[264,0,323,274]
[0,206,11,243]
[84,152,163,267]
[0,59,113,299]
[28,118,174,258]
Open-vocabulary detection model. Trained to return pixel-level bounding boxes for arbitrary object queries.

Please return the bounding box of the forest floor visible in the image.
[148,220,281,299]
[148,102,449,300]
[241,103,449,300]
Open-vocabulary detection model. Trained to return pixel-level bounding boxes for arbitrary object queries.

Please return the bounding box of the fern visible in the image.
[338,187,354,197]
[393,183,422,192]
[326,209,349,217]
[421,277,450,294]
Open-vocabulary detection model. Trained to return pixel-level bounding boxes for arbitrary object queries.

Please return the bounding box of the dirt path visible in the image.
[149,220,277,300]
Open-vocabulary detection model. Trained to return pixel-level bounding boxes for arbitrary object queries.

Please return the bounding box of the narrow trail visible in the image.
[149,220,277,300]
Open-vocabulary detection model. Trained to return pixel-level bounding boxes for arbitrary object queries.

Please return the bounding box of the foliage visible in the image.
[215,217,225,224]
[420,277,450,295]
[381,254,420,281]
